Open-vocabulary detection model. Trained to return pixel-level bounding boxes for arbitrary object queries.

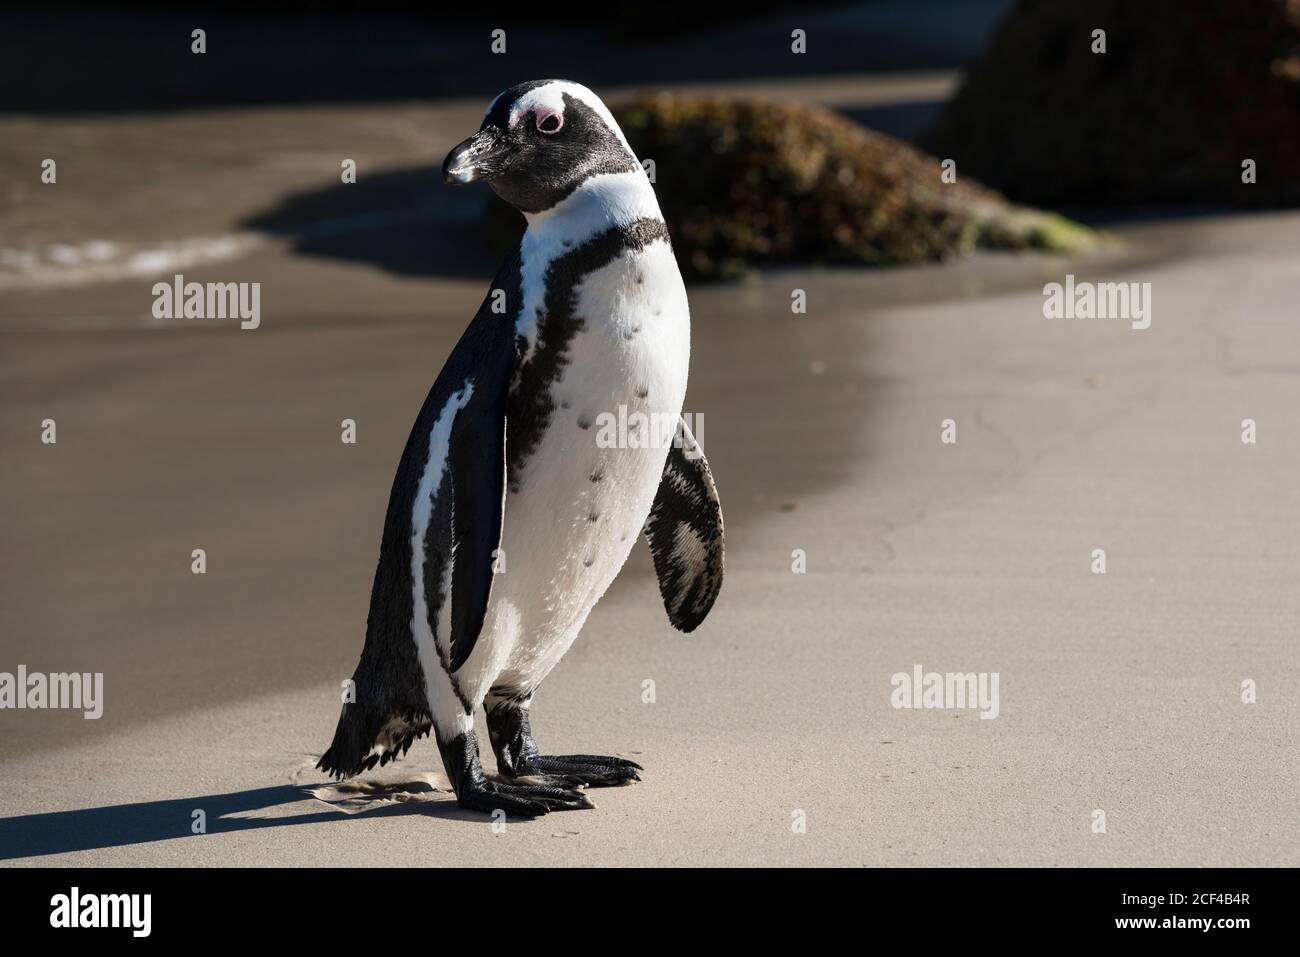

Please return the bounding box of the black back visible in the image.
[317,250,522,777]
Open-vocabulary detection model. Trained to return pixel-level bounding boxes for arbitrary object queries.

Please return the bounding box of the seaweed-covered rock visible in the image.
[486,94,1101,280]
[926,0,1300,206]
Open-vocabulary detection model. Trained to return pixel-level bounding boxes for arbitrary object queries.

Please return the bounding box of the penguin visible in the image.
[318,80,724,817]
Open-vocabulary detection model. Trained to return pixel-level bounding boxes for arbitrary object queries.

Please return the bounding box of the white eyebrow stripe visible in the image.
[506,80,635,156]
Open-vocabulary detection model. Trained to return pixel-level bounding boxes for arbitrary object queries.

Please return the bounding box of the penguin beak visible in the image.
[442,128,510,185]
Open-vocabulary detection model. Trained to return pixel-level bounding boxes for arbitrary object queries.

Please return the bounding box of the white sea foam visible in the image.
[0,233,265,291]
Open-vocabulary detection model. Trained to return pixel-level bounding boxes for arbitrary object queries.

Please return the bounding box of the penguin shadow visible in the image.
[0,765,502,861]
[241,165,517,280]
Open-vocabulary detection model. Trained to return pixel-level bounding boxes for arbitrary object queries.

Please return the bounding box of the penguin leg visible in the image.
[435,722,594,817]
[485,696,643,788]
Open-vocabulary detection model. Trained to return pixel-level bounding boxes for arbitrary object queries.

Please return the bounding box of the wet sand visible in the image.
[2,72,1298,864]
[3,203,1298,864]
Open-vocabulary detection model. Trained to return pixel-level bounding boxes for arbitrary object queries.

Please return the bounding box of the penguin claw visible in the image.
[515,756,643,787]
[456,781,594,818]
[496,782,595,811]
[548,754,644,771]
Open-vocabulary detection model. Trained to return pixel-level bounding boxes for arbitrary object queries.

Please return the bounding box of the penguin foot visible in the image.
[437,727,593,818]
[512,755,643,788]
[485,699,644,789]
[457,779,595,817]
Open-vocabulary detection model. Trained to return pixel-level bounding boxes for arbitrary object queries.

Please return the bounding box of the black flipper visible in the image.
[318,251,521,779]
[445,370,509,672]
[644,418,724,632]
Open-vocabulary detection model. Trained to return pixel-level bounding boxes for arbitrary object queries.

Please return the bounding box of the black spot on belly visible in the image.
[590,466,604,482]
[587,511,600,523]
[577,414,592,430]
[635,385,649,399]
[505,218,673,493]
[583,555,595,567]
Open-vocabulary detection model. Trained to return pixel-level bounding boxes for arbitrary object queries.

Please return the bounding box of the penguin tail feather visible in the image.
[316,703,431,780]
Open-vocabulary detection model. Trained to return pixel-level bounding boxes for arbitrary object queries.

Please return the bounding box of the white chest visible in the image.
[490,240,690,676]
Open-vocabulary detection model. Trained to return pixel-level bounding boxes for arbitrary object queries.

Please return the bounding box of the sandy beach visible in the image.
[3,95,1297,860]
[2,0,1298,866]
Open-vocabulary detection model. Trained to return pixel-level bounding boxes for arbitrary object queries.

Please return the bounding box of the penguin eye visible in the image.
[535,111,563,135]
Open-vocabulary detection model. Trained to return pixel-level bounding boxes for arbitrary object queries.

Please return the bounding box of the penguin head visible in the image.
[442,80,641,215]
